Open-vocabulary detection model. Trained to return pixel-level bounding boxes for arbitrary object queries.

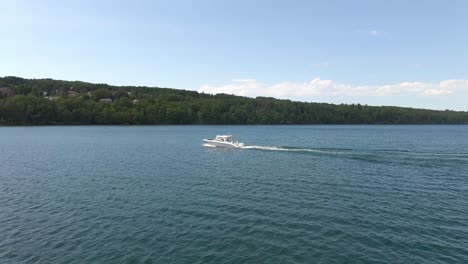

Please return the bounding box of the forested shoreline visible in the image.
[1,76,467,125]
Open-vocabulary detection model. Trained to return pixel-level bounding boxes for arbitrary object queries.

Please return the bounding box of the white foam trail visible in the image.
[205,143,468,162]
[242,145,285,151]
[243,146,468,157]
[241,145,334,154]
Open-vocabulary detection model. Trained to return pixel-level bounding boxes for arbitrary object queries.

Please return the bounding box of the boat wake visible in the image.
[241,145,341,154]
[204,142,468,163]
[239,145,468,163]
[203,143,335,153]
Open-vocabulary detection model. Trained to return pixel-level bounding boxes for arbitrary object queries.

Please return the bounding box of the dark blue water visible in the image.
[1,125,467,264]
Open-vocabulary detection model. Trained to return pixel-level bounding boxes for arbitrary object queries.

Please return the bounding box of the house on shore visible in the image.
[0,87,16,97]
[68,90,79,97]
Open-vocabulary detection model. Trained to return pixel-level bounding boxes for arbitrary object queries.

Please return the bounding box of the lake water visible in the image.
[1,125,467,264]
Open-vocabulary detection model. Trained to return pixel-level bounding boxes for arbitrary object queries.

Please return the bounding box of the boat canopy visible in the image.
[215,135,233,142]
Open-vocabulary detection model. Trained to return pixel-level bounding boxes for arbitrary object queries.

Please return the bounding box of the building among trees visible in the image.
[0,87,15,97]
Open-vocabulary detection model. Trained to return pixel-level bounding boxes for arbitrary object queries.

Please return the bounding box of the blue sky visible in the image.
[1,0,467,110]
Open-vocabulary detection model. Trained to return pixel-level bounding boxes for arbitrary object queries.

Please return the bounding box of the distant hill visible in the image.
[0,76,467,125]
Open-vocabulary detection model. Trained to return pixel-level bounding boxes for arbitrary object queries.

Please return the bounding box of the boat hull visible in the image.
[203,139,243,148]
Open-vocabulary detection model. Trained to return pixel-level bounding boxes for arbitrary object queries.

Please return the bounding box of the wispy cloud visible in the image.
[199,78,468,100]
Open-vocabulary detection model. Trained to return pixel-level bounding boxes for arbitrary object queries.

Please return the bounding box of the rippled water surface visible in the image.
[1,125,467,264]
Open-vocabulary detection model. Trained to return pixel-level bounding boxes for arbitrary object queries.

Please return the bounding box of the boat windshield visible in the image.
[216,135,232,142]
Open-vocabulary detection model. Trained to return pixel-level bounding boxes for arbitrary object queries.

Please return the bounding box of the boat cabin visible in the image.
[215,135,233,142]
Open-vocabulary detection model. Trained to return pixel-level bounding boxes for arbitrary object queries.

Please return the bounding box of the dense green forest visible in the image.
[1,76,467,125]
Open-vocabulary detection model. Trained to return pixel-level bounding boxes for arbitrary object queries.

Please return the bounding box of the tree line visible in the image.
[1,76,467,125]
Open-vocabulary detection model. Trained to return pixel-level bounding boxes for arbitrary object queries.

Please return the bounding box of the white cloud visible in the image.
[199,78,468,99]
[370,30,379,36]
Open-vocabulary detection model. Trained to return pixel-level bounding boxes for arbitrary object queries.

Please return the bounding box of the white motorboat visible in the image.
[203,135,245,148]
